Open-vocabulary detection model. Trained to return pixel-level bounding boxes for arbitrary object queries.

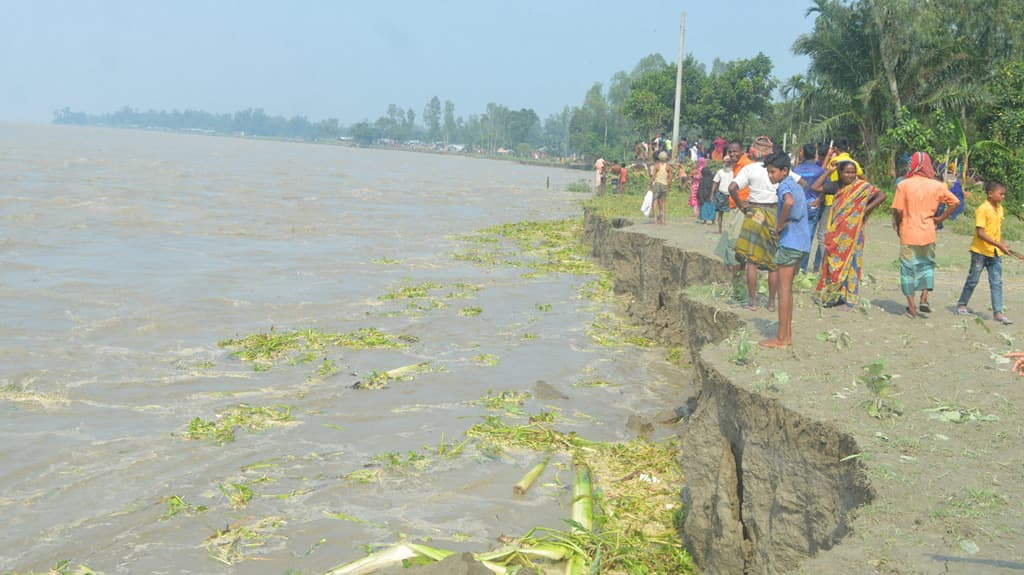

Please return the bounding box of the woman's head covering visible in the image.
[906,151,936,179]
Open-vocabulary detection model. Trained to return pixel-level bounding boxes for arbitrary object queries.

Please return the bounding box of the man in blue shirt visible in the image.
[790,144,825,272]
[759,151,811,349]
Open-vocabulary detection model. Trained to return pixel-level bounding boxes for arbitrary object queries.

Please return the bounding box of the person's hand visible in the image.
[1006,351,1024,376]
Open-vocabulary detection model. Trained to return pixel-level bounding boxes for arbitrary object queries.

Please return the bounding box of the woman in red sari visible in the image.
[816,162,887,307]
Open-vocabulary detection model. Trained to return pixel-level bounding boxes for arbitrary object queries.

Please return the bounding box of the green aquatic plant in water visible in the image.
[162,494,208,519]
[477,390,531,412]
[184,404,293,444]
[587,312,654,348]
[205,516,284,566]
[218,327,408,371]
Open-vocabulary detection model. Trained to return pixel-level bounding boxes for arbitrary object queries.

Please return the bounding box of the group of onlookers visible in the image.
[592,132,1018,349]
[704,137,1021,348]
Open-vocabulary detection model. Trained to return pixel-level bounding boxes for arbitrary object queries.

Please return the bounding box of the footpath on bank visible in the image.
[583,208,1024,575]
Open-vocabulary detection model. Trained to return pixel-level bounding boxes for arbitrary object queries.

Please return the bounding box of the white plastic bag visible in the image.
[641,190,653,217]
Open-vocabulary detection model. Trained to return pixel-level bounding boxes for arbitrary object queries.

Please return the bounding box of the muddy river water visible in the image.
[0,125,686,574]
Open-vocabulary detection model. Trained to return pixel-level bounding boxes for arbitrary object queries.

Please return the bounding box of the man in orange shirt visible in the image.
[891,151,960,318]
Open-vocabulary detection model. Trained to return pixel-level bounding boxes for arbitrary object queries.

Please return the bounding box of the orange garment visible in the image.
[729,154,752,208]
[892,176,960,246]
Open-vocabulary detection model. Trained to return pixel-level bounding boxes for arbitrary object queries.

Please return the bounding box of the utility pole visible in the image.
[671,11,686,163]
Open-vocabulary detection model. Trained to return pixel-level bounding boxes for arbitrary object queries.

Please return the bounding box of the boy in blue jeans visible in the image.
[955,181,1023,324]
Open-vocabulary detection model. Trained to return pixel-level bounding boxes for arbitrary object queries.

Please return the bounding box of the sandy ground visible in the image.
[628,211,1024,574]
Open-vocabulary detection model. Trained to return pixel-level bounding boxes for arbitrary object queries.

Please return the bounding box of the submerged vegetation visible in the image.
[217,327,411,373]
[327,409,694,574]
[192,213,690,573]
[183,404,294,444]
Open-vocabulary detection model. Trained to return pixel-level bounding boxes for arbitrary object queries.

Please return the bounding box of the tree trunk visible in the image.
[870,1,903,117]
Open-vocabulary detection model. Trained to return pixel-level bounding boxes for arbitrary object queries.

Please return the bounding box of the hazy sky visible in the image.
[1,0,814,126]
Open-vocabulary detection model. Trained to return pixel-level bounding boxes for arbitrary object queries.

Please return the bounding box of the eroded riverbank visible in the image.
[583,209,1024,574]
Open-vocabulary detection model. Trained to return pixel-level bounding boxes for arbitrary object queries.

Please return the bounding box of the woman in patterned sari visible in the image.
[816,161,887,307]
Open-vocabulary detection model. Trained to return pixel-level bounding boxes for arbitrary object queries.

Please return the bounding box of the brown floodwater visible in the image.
[0,124,686,574]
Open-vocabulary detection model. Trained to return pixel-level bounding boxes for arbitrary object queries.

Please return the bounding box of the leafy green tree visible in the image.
[443,100,456,147]
[424,96,441,143]
[694,53,775,141]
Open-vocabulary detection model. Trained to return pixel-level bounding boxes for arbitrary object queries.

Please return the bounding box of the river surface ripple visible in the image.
[0,124,685,574]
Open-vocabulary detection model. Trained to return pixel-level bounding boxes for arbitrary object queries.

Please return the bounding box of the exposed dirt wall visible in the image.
[583,211,874,575]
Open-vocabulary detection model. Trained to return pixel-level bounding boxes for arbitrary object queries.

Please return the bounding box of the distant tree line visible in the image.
[53,106,341,141]
[53,0,1024,211]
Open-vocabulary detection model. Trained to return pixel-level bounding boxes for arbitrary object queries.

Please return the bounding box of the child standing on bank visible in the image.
[955,181,1023,324]
[760,151,811,348]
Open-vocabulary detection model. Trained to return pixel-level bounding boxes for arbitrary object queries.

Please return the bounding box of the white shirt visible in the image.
[713,167,733,194]
[733,162,803,204]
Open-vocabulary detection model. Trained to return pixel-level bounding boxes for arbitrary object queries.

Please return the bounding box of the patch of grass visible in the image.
[205,516,284,565]
[220,481,255,508]
[574,378,618,388]
[459,306,483,317]
[666,347,684,365]
[473,353,500,366]
[565,180,592,193]
[162,494,208,519]
[372,257,402,264]
[315,358,339,378]
[587,312,654,348]
[478,390,531,412]
[456,218,605,280]
[183,404,293,444]
[379,280,444,300]
[0,382,69,407]
[218,327,408,371]
[464,411,695,574]
[578,275,615,302]
[535,303,553,312]
[3,562,105,575]
[682,282,733,302]
[352,362,435,390]
[932,488,1008,520]
[371,450,430,472]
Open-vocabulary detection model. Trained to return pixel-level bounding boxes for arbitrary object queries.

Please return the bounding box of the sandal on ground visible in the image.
[904,307,917,319]
[995,315,1014,325]
[955,307,972,316]
[919,303,932,313]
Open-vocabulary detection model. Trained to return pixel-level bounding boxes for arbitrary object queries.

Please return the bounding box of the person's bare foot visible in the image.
[766,305,777,312]
[758,338,789,348]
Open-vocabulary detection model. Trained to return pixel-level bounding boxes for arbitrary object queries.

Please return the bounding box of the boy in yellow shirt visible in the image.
[955,181,1023,324]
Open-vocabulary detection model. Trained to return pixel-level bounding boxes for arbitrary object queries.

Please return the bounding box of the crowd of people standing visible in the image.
[598,133,1021,350]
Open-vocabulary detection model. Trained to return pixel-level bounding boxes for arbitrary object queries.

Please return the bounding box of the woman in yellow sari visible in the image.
[815,161,887,307]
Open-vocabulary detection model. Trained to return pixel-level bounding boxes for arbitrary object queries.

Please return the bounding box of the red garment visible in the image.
[906,151,936,179]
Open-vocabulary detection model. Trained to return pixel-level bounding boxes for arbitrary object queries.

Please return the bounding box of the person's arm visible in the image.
[976,226,1012,256]
[932,189,961,227]
[811,167,835,193]
[864,187,887,218]
[1006,351,1024,375]
[775,191,794,237]
[892,209,903,239]
[728,181,744,211]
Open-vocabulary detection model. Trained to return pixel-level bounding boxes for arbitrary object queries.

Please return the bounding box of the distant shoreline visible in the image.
[33,121,594,172]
